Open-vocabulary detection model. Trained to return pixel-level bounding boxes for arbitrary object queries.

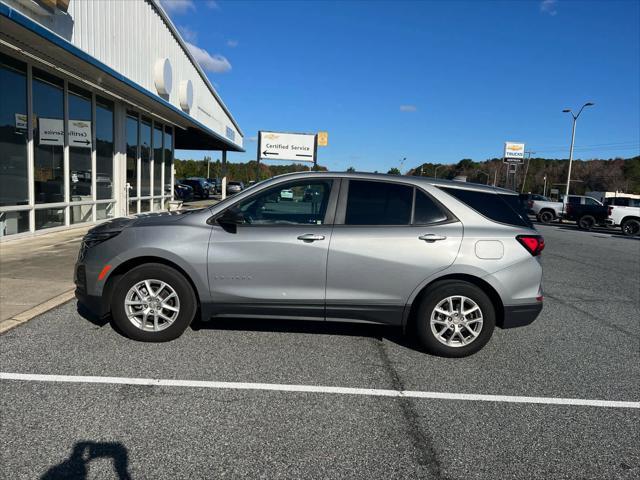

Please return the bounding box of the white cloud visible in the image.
[186,42,232,73]
[226,39,239,48]
[540,0,558,16]
[246,136,258,142]
[206,0,220,9]
[178,25,197,42]
[399,104,417,112]
[159,0,196,14]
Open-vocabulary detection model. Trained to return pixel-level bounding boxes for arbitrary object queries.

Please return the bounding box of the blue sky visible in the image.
[161,0,640,172]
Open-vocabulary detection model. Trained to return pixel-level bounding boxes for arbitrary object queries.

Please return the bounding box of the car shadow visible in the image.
[192,316,424,352]
[76,302,110,327]
[41,441,131,480]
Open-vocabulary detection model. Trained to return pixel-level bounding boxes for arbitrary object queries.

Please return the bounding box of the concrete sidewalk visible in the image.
[0,226,90,327]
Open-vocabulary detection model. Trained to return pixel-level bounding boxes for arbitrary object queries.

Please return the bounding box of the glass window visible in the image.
[140,199,151,213]
[584,197,600,206]
[235,180,333,225]
[567,196,581,205]
[345,180,412,225]
[70,203,93,224]
[0,210,29,237]
[68,84,92,202]
[164,127,173,197]
[439,187,532,228]
[140,118,151,197]
[35,207,64,230]
[96,97,114,200]
[126,113,138,198]
[0,54,29,207]
[153,198,162,212]
[128,199,138,215]
[153,123,163,195]
[96,203,115,220]
[33,69,64,204]
[414,190,448,224]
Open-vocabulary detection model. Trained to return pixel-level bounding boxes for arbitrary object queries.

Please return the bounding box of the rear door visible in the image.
[208,178,338,319]
[325,179,463,325]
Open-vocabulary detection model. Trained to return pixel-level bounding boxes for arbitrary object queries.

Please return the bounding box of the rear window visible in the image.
[439,187,532,228]
[346,180,413,225]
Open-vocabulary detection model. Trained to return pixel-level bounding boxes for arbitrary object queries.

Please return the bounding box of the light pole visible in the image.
[434,165,443,178]
[476,171,489,184]
[562,103,594,201]
[543,174,547,197]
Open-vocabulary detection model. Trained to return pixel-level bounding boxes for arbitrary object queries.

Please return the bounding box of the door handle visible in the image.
[418,233,447,242]
[297,234,326,242]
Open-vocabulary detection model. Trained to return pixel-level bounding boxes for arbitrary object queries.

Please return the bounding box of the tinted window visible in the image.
[96,97,114,200]
[346,180,412,225]
[568,196,581,205]
[414,190,448,224]
[237,180,333,225]
[584,197,599,206]
[439,187,532,228]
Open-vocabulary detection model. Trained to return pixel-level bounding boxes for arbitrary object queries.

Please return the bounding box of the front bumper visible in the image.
[501,302,543,328]
[75,288,110,318]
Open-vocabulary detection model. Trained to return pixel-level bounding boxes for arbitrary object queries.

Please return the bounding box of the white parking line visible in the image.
[2,372,639,409]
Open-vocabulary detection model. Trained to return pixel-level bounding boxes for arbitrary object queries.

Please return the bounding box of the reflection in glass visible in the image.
[0,54,29,207]
[140,199,151,213]
[71,203,93,224]
[153,198,162,212]
[164,127,173,197]
[33,69,65,204]
[0,210,29,237]
[35,207,64,230]
[68,85,92,202]
[140,118,151,196]
[96,203,115,220]
[128,200,138,215]
[126,113,138,198]
[153,123,163,195]
[96,97,114,200]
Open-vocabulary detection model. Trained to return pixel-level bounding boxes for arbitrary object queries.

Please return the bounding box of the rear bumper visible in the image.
[501,302,543,329]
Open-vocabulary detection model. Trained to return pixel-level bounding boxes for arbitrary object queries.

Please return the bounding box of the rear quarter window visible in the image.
[439,187,533,228]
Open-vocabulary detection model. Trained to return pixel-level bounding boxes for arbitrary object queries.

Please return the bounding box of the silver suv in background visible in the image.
[75,173,544,357]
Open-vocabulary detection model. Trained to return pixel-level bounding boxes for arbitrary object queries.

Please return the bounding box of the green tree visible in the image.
[387,167,401,175]
[346,166,356,172]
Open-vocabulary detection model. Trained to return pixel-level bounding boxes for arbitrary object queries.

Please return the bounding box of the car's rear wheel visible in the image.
[538,211,554,224]
[621,218,640,236]
[578,215,595,231]
[415,281,495,357]
[111,263,197,342]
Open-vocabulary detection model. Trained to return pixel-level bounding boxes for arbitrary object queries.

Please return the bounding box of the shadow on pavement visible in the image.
[76,302,110,328]
[41,441,132,480]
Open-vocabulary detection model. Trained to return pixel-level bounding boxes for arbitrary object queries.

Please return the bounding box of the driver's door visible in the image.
[207,178,338,320]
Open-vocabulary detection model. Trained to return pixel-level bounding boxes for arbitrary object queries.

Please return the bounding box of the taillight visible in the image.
[608,206,613,216]
[528,200,534,208]
[566,204,573,215]
[517,235,545,256]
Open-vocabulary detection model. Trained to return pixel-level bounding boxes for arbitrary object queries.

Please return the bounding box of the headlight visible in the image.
[83,231,121,249]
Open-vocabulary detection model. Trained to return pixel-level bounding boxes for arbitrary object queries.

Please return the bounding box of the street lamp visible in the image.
[476,171,489,184]
[562,102,594,201]
[434,165,443,178]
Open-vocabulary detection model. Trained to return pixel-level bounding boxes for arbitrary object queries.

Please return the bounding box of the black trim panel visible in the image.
[501,303,543,329]
[205,302,325,321]
[326,304,404,326]
[75,289,109,318]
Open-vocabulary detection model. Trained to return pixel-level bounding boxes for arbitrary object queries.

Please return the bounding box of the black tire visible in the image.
[578,215,595,231]
[538,210,554,224]
[414,281,496,357]
[621,218,640,237]
[111,263,197,342]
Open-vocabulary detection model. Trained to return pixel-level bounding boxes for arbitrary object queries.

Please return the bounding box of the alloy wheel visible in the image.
[124,279,180,332]
[430,296,484,347]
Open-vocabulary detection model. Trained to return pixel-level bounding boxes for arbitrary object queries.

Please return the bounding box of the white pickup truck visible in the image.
[530,195,602,224]
[605,197,640,236]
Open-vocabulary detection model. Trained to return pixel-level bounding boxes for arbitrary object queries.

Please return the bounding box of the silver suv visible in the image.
[75,172,544,357]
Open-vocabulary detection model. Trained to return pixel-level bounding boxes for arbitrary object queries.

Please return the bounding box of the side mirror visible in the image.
[216,207,244,233]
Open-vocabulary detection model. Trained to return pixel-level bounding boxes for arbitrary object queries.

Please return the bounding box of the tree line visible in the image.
[175,155,640,195]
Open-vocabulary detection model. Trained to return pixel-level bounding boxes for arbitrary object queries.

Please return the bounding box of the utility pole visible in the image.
[434,165,443,178]
[521,151,535,193]
[493,169,497,186]
[543,175,547,197]
[562,103,594,200]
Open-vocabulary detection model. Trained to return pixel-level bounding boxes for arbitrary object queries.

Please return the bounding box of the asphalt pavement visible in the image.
[1,224,638,479]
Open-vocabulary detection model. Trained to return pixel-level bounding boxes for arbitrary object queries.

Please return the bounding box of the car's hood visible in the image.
[88,209,204,234]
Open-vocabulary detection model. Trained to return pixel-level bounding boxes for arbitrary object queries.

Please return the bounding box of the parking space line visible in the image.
[2,372,639,409]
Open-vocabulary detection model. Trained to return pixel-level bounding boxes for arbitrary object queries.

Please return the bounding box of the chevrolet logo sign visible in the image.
[506,145,523,151]
[263,133,279,140]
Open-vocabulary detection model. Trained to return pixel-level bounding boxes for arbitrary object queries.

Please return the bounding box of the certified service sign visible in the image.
[258,131,316,163]
[504,142,525,162]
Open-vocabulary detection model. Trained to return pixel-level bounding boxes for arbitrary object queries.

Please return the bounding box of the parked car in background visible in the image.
[173,181,194,201]
[227,181,244,195]
[207,178,222,194]
[303,187,322,202]
[563,201,609,230]
[180,178,210,199]
[605,197,640,236]
[519,193,550,214]
[279,188,294,201]
[530,195,601,224]
[75,172,544,357]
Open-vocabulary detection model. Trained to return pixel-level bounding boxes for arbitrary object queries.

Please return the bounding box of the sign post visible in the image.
[503,142,525,190]
[257,131,319,172]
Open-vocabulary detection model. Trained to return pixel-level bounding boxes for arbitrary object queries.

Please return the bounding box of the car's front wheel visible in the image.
[578,215,596,231]
[538,210,554,224]
[111,263,197,342]
[415,281,496,357]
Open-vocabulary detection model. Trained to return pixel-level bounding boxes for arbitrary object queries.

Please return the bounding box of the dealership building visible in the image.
[0,0,243,240]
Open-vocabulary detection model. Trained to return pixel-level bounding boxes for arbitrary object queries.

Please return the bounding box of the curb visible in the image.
[0,289,76,334]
